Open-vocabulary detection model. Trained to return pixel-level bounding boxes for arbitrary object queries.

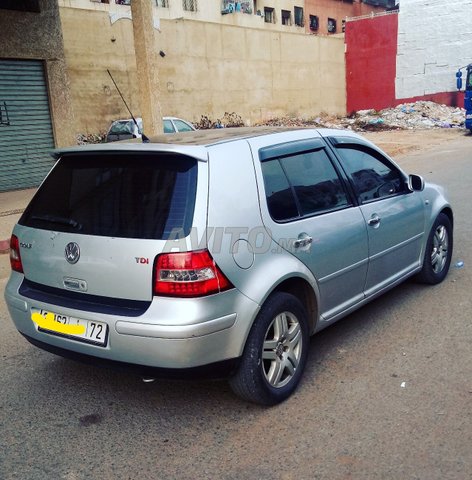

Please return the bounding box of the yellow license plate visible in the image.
[31,308,108,346]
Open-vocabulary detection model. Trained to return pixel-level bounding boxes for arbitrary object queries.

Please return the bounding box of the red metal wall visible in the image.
[345,13,398,113]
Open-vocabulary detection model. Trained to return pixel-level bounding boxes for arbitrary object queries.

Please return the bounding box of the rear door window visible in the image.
[163,120,176,133]
[173,119,194,132]
[20,153,197,240]
[261,148,350,222]
[261,160,299,221]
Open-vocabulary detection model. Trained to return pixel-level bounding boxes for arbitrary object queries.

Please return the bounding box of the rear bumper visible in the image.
[5,273,260,370]
[21,333,240,379]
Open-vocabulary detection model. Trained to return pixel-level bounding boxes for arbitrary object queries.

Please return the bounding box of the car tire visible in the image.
[229,292,309,406]
[416,212,453,285]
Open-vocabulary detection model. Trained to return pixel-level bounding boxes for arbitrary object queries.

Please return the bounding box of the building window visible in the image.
[221,1,252,14]
[183,0,197,11]
[281,9,291,26]
[156,0,169,6]
[264,7,275,23]
[0,0,41,11]
[294,6,304,27]
[342,19,346,33]
[309,15,319,31]
[327,17,337,34]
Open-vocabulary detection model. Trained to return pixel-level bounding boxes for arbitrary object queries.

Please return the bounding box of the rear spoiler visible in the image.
[51,142,209,162]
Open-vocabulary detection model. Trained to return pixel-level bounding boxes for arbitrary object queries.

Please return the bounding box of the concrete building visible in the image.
[70,0,392,35]
[0,0,75,192]
[304,0,392,36]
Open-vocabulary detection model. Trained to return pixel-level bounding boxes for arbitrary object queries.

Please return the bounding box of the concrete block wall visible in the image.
[395,0,472,99]
[60,6,347,134]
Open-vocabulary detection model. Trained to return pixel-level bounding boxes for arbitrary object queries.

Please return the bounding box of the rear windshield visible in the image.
[108,121,135,135]
[20,153,198,240]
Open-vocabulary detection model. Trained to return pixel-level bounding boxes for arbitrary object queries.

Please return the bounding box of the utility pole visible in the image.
[130,0,163,137]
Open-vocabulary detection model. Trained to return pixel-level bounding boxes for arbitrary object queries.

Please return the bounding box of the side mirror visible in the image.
[408,174,425,192]
[456,70,463,90]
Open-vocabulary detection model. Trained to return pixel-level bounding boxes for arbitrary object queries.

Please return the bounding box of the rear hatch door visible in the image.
[16,151,201,301]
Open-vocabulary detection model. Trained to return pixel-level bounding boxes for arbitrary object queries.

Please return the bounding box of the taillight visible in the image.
[154,249,233,297]
[10,235,23,273]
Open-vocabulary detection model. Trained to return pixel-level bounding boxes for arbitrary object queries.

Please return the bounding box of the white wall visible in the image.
[395,0,472,99]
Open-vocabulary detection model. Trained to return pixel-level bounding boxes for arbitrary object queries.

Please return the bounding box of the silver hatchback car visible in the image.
[5,128,453,405]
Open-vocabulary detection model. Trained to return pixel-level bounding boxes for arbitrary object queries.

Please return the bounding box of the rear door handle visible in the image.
[294,235,313,248]
[367,215,381,226]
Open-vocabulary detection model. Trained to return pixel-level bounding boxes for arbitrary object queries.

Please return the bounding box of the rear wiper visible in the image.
[31,214,82,230]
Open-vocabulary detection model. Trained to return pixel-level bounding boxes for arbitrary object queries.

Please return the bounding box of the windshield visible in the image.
[467,67,472,91]
[20,153,198,240]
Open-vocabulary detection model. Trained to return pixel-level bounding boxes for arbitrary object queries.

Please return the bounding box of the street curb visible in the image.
[0,239,9,255]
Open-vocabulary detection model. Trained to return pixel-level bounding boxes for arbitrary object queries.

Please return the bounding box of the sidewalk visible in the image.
[0,188,36,253]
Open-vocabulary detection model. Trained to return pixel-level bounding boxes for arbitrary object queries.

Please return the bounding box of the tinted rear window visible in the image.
[109,121,135,135]
[20,153,198,240]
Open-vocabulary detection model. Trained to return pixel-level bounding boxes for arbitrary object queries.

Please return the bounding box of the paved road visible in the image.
[1,132,471,480]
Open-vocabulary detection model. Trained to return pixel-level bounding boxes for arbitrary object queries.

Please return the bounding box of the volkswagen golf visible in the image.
[5,127,453,405]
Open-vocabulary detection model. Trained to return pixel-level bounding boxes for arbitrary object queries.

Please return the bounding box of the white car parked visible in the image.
[105,116,195,142]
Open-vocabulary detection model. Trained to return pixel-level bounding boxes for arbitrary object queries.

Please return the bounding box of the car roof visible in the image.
[110,116,189,123]
[53,127,367,162]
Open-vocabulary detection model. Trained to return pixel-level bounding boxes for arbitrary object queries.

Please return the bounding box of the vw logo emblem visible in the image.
[65,242,80,264]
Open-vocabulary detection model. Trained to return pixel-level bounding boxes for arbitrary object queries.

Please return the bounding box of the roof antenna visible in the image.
[107,69,150,143]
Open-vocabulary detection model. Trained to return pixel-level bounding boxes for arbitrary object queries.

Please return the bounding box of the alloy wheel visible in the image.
[431,225,449,274]
[262,312,303,389]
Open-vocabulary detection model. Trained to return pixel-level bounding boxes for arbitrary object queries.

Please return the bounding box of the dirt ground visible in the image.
[363,128,468,158]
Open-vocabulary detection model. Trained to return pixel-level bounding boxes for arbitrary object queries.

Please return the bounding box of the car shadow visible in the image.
[34,278,427,414]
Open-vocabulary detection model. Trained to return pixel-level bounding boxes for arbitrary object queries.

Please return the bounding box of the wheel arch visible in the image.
[272,277,319,335]
[440,207,454,229]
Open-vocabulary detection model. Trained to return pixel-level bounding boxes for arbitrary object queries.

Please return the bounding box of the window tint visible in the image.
[261,160,298,221]
[20,154,197,240]
[163,120,175,133]
[261,148,349,221]
[173,119,194,132]
[336,146,406,203]
[280,149,349,217]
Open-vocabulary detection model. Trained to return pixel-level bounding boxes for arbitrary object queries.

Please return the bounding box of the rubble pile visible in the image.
[195,112,245,129]
[75,102,466,145]
[77,133,106,145]
[257,101,466,132]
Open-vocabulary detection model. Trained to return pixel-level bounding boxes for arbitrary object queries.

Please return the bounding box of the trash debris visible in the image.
[455,261,464,268]
[194,112,244,129]
[256,101,466,132]
[76,100,466,145]
[401,382,406,388]
[77,133,106,145]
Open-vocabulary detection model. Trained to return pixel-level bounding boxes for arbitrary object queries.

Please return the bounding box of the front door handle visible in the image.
[367,215,381,226]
